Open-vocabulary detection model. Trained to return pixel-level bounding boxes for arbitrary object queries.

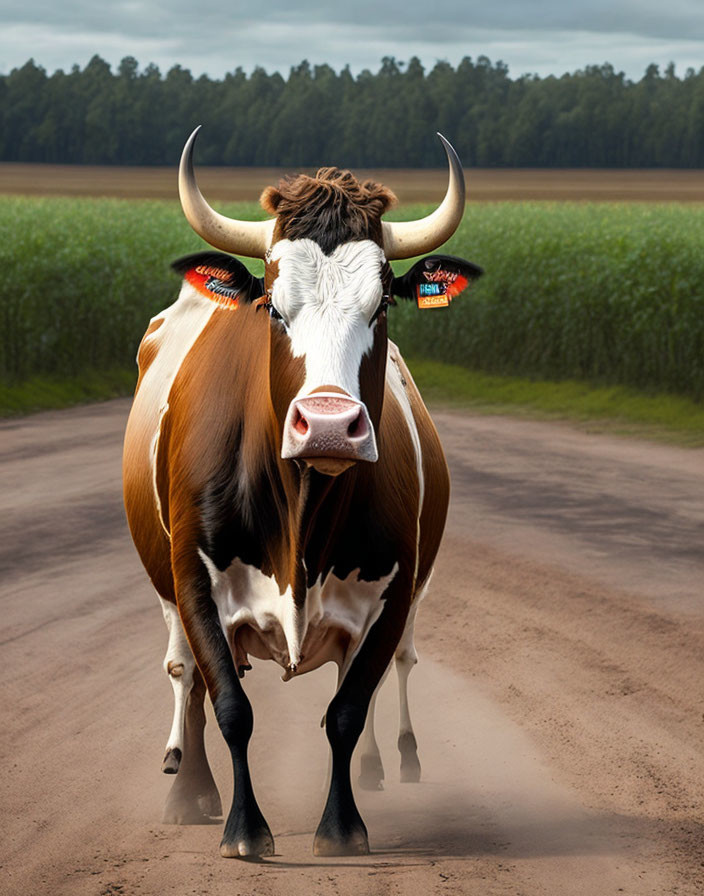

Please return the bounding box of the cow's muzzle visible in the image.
[281,391,378,475]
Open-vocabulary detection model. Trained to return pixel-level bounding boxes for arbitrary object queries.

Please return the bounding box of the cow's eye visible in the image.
[268,303,286,325]
[255,294,286,325]
[369,297,389,326]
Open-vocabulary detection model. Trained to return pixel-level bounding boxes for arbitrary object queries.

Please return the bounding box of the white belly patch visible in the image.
[198,550,398,683]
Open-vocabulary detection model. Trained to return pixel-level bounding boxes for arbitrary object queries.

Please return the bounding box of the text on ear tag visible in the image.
[417,282,450,309]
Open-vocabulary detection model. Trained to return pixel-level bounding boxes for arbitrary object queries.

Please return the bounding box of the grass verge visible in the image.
[2,360,702,448]
[0,368,136,417]
[408,360,704,447]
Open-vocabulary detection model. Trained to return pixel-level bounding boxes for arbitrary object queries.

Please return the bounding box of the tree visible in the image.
[0,54,701,167]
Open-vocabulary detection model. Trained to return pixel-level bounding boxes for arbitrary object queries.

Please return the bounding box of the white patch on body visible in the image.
[150,401,170,537]
[198,548,397,685]
[198,549,301,670]
[125,283,218,539]
[159,596,196,755]
[385,342,425,587]
[269,239,385,398]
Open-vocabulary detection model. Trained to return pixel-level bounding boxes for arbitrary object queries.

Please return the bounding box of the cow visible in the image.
[122,127,482,858]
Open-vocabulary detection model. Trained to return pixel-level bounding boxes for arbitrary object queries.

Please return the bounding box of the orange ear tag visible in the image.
[417,282,450,309]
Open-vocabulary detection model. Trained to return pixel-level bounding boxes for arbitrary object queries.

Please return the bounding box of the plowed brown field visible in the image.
[1,163,704,202]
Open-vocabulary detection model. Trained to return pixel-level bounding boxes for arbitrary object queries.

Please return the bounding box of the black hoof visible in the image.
[313,830,369,856]
[314,807,369,856]
[358,753,384,791]
[220,824,274,858]
[161,747,182,775]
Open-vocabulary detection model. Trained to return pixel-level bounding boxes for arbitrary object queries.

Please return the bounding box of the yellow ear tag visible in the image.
[417,282,450,309]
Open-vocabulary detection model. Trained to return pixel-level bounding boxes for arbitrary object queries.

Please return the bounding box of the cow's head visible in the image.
[178,128,482,476]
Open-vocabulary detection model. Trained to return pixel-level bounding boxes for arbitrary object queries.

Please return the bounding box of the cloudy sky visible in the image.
[1,0,703,80]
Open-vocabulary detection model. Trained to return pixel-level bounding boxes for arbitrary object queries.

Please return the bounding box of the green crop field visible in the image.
[390,202,704,400]
[0,196,264,384]
[1,196,703,417]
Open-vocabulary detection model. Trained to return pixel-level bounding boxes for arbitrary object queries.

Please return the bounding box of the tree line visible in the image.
[1,54,703,168]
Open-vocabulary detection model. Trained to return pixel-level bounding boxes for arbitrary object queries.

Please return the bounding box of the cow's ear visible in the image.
[391,254,483,309]
[260,186,282,214]
[172,252,264,306]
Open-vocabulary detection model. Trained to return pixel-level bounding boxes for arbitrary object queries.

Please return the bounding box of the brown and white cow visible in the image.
[122,128,482,858]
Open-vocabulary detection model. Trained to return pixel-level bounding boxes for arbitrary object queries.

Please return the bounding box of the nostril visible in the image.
[347,410,364,438]
[293,408,309,435]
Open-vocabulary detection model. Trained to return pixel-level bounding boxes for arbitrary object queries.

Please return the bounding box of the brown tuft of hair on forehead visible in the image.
[260,168,397,255]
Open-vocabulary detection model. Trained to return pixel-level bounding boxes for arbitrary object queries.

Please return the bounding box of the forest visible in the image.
[1,54,703,168]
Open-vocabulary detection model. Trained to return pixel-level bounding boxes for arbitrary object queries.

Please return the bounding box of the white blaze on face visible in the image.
[269,238,386,398]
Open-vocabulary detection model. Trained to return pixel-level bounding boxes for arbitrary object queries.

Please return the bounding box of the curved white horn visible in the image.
[382,133,466,260]
[178,126,274,259]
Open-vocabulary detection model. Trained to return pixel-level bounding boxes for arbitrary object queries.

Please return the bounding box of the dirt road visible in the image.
[2,401,703,895]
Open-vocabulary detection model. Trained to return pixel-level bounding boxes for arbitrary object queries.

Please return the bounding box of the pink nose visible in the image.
[281,392,378,463]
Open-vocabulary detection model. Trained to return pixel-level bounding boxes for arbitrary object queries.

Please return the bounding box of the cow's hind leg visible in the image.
[395,596,422,784]
[162,666,223,823]
[160,596,192,774]
[159,597,222,824]
[357,666,391,791]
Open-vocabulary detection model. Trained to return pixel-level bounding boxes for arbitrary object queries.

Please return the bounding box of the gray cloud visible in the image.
[0,0,702,78]
[2,0,704,40]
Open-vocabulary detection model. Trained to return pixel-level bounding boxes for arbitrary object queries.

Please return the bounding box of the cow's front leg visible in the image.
[315,573,411,856]
[315,691,369,856]
[176,558,273,858]
[214,671,273,857]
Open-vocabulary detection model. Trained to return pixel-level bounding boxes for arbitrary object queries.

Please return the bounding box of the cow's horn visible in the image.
[381,133,465,260]
[178,126,275,259]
